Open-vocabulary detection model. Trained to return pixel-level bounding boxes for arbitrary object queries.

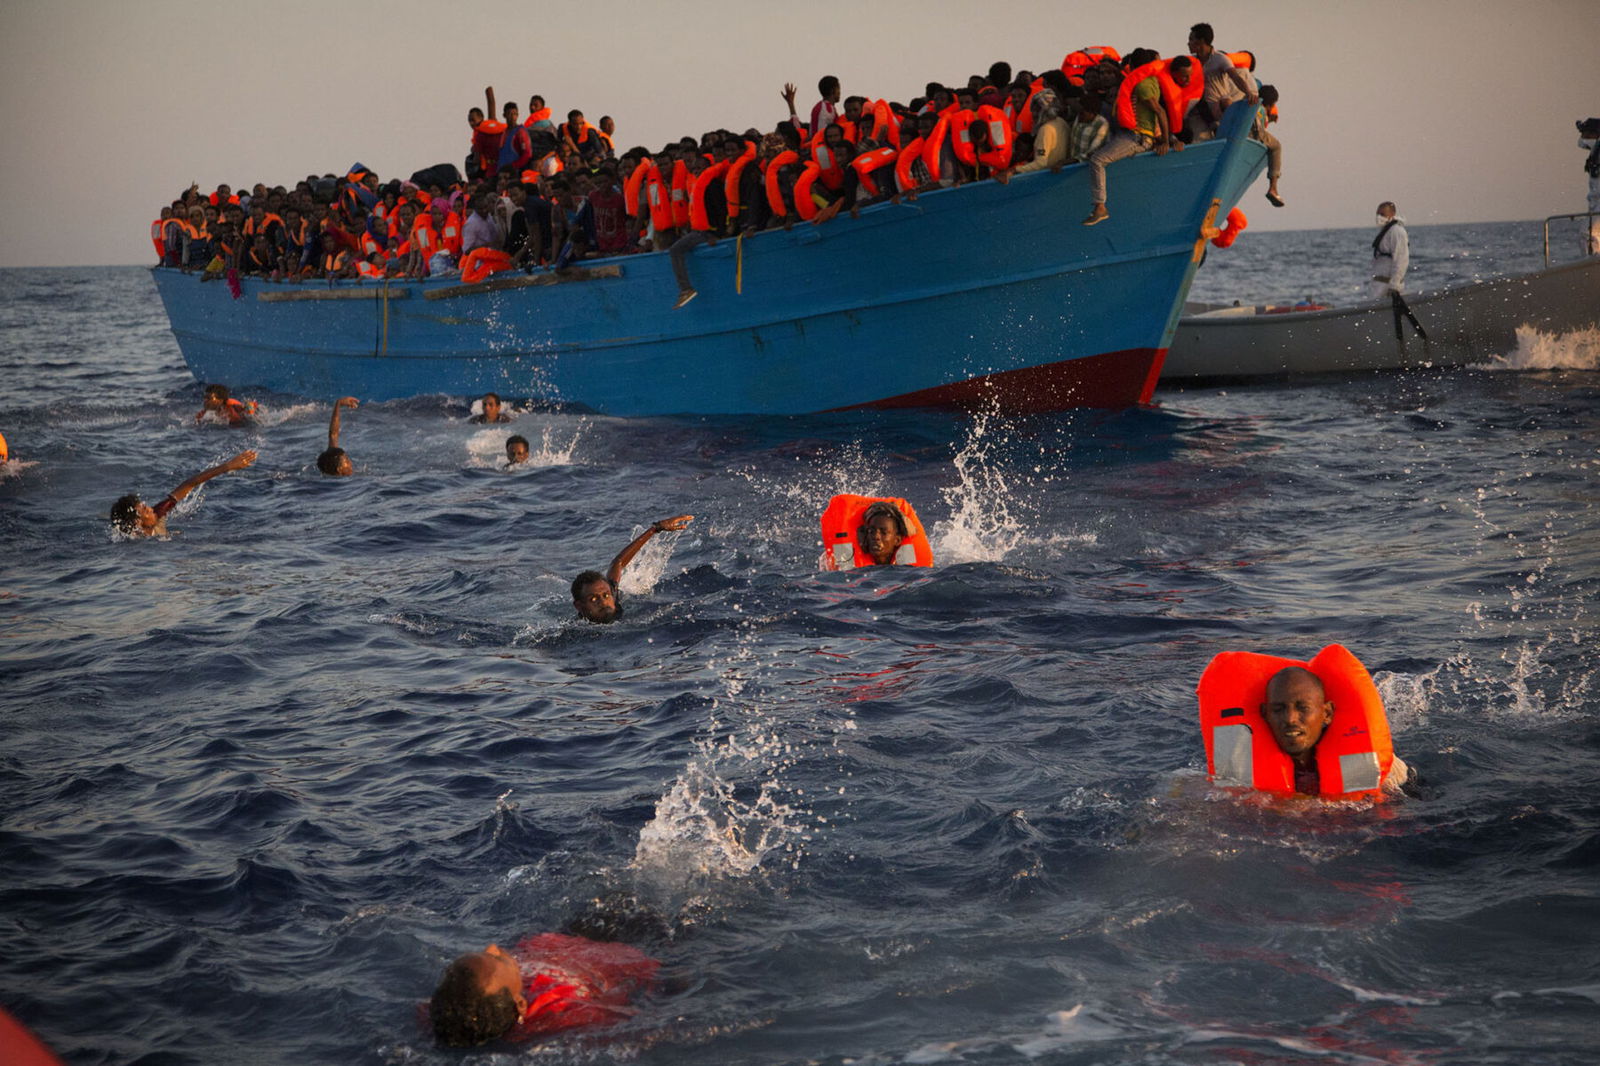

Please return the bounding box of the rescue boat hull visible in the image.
[154,107,1266,416]
[1162,255,1600,383]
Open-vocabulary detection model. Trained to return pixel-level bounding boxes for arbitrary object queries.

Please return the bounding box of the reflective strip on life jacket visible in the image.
[974,105,1014,170]
[850,146,899,199]
[670,161,691,229]
[812,143,846,191]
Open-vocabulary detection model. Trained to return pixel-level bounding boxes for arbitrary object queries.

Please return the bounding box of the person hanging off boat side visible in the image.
[572,515,693,623]
[110,450,257,537]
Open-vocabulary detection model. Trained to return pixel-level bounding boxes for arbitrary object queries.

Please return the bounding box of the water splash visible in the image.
[614,523,687,596]
[465,422,584,469]
[931,409,1030,564]
[1489,325,1600,371]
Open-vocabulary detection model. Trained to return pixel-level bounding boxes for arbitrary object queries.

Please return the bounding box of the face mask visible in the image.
[1375,214,1389,227]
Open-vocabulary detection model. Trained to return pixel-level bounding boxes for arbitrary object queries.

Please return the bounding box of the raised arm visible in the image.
[605,514,693,586]
[167,449,257,503]
[485,86,497,119]
[327,396,358,449]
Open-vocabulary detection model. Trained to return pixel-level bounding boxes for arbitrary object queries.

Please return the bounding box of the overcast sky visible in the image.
[2,0,1597,267]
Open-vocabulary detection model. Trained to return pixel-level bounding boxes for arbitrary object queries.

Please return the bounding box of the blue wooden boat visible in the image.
[153,105,1266,415]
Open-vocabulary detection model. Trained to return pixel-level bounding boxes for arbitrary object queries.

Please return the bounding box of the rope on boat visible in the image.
[735,233,744,295]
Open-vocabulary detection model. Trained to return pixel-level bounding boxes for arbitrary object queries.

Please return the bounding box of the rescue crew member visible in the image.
[110,450,258,537]
[1579,117,1600,255]
[1368,201,1409,302]
[571,514,693,624]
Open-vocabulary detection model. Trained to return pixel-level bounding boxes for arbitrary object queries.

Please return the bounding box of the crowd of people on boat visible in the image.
[148,23,1281,299]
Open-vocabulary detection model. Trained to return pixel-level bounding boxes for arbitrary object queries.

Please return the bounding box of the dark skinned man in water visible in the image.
[1262,666,1415,796]
[571,514,693,623]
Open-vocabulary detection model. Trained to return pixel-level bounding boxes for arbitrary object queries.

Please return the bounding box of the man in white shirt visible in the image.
[1368,201,1410,302]
[1185,22,1257,142]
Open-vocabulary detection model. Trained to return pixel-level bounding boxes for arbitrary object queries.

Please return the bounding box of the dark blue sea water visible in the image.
[3,223,1599,1066]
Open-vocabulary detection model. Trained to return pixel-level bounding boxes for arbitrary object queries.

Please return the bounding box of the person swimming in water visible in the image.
[571,514,693,624]
[194,384,257,427]
[316,397,358,476]
[470,392,511,424]
[1262,665,1415,796]
[429,932,658,1047]
[109,449,257,537]
[856,501,911,566]
[505,435,530,467]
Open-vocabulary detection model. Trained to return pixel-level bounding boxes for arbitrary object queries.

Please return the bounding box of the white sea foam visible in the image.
[466,422,583,469]
[1488,325,1600,371]
[931,411,1030,564]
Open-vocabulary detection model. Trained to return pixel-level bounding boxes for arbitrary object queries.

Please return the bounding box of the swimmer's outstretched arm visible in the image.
[327,396,358,449]
[605,514,693,586]
[168,450,257,503]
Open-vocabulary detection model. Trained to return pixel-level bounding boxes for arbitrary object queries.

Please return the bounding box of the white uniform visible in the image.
[1367,216,1409,303]
[1581,136,1600,255]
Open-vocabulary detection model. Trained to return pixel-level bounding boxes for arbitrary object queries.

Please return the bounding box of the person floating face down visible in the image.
[1262,666,1414,796]
[110,450,258,537]
[571,514,693,624]
[429,933,658,1048]
[316,397,358,476]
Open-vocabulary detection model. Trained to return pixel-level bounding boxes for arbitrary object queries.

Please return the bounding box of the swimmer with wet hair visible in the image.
[505,435,530,466]
[195,383,256,427]
[572,514,693,624]
[110,449,257,536]
[1263,666,1415,795]
[316,396,358,476]
[429,933,658,1048]
[471,392,511,424]
[857,501,909,566]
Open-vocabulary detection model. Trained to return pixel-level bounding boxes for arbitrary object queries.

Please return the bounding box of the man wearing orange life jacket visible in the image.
[1259,667,1415,797]
[151,206,173,264]
[561,110,606,165]
[668,141,741,309]
[1185,22,1257,142]
[1083,49,1177,226]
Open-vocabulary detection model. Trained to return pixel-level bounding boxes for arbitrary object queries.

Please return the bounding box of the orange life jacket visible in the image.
[920,116,952,182]
[355,258,386,279]
[410,218,440,259]
[1198,644,1395,802]
[524,108,552,126]
[360,231,383,258]
[1226,50,1256,72]
[1061,44,1121,85]
[440,212,463,256]
[895,134,928,192]
[624,159,651,217]
[323,250,349,275]
[764,149,801,217]
[689,160,731,232]
[949,109,979,167]
[973,105,1014,170]
[850,146,899,199]
[870,99,901,148]
[670,160,691,229]
[819,495,935,570]
[1006,86,1042,136]
[1210,208,1248,248]
[812,142,847,191]
[645,162,673,233]
[723,142,757,221]
[791,162,822,221]
[151,219,168,258]
[460,247,514,284]
[1157,60,1205,135]
[1114,61,1167,133]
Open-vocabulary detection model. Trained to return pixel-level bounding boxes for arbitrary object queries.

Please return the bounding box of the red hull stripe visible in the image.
[833,347,1166,413]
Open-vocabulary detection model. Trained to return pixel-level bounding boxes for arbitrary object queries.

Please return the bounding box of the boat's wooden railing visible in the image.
[1543,212,1598,267]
